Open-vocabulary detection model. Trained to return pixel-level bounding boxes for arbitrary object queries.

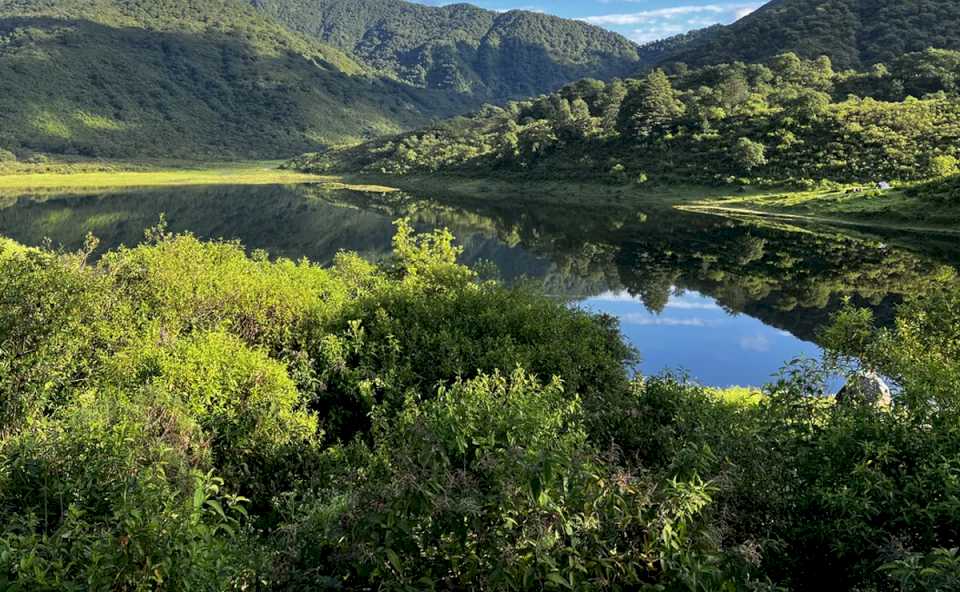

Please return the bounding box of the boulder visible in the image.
[836,370,893,407]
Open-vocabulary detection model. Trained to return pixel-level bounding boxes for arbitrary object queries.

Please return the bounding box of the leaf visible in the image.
[385,548,403,575]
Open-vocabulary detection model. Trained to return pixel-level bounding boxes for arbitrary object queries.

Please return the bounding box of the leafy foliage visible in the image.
[2,222,960,590]
[665,0,960,70]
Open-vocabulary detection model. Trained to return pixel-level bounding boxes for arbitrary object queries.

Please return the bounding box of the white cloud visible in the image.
[583,2,762,44]
[621,315,720,327]
[739,334,771,352]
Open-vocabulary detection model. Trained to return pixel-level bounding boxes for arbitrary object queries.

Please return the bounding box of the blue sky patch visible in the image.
[413,0,762,43]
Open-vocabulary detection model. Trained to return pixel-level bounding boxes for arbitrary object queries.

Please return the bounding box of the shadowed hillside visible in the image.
[0,0,472,158]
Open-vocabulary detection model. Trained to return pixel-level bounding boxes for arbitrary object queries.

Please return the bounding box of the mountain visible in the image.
[0,0,471,158]
[664,0,960,70]
[250,0,646,102]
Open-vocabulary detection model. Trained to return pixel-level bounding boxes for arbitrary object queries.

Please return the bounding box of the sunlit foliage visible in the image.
[1,223,959,590]
[295,51,960,186]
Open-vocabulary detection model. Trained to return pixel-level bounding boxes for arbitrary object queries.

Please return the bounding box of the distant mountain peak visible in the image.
[250,0,645,102]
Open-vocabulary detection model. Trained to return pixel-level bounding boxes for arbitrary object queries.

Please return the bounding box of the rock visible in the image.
[836,370,893,407]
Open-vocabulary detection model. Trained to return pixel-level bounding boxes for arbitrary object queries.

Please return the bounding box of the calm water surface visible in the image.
[3,183,956,386]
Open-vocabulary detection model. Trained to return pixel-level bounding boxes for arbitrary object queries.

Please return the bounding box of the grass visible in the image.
[323,172,960,242]
[683,181,960,232]
[0,161,400,195]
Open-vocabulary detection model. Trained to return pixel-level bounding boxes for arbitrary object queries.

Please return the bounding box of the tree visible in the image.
[928,154,959,178]
[734,138,767,172]
[600,79,628,134]
[617,69,685,140]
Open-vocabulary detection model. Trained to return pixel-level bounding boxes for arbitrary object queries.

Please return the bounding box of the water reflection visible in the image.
[581,290,822,386]
[2,183,956,386]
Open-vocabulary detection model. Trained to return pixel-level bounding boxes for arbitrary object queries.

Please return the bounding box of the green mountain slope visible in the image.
[0,0,470,158]
[291,51,960,186]
[666,0,960,70]
[250,0,646,101]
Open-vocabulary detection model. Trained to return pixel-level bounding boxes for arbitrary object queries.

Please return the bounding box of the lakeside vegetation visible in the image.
[2,223,959,590]
[0,162,324,192]
[683,179,960,232]
[292,50,960,199]
[3,183,955,348]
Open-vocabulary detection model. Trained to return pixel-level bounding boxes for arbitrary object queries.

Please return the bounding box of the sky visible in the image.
[413,1,763,44]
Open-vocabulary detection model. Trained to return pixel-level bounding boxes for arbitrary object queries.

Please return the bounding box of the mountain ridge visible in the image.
[663,0,960,69]
[250,0,647,102]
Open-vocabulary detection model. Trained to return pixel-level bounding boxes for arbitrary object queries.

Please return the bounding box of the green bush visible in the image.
[273,370,754,591]
[0,390,256,590]
[109,331,320,502]
[0,242,125,429]
[1,225,959,590]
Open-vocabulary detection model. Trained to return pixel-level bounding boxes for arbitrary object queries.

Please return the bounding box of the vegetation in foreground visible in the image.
[2,221,960,590]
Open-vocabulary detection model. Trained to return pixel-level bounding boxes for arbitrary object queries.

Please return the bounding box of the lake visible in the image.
[3,183,956,387]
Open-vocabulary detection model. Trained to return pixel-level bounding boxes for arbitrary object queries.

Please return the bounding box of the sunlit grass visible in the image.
[0,162,400,194]
[683,180,960,232]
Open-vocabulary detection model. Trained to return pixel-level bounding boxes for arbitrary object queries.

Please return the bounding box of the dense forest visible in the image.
[293,50,960,186]
[251,0,646,102]
[665,0,960,70]
[2,223,960,590]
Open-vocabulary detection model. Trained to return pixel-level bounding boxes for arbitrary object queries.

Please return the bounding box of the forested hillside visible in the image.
[666,0,960,69]
[293,50,960,186]
[0,0,471,158]
[251,0,646,102]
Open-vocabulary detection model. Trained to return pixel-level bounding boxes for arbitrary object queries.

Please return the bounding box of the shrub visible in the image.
[0,390,257,590]
[0,243,124,429]
[109,331,320,502]
[102,228,346,351]
[274,370,751,591]
[928,154,960,178]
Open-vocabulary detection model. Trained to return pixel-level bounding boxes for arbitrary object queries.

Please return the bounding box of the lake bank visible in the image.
[330,172,960,233]
[0,160,400,194]
[5,160,956,234]
[684,182,960,232]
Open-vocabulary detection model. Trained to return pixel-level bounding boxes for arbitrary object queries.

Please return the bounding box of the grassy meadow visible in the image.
[0,161,401,195]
